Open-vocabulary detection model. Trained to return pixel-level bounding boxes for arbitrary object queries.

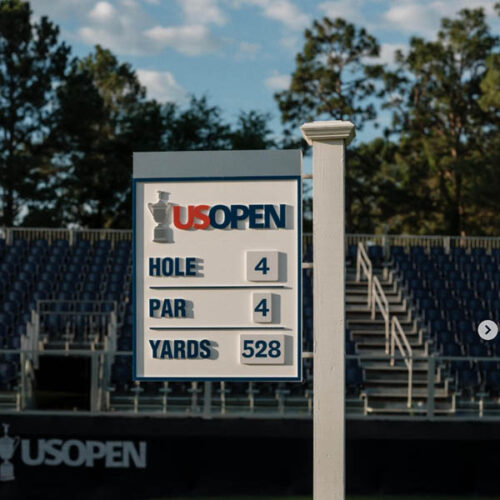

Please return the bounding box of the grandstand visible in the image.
[0,228,499,419]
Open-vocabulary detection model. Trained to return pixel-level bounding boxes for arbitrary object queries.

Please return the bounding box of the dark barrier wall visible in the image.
[0,415,499,499]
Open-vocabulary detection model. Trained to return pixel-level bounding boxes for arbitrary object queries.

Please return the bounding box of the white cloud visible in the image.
[78,0,152,54]
[232,0,309,31]
[77,0,227,56]
[78,0,155,54]
[137,69,187,102]
[31,0,95,19]
[178,0,227,26]
[264,71,290,91]
[384,0,498,36]
[318,0,368,25]
[145,24,224,55]
[143,0,161,4]
[384,3,437,36]
[89,1,116,21]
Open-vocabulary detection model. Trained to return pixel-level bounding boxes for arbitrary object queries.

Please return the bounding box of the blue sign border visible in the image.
[132,175,302,382]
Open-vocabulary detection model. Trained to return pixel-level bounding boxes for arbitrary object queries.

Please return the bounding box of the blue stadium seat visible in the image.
[53,239,69,248]
[87,272,101,283]
[60,282,77,293]
[65,264,82,275]
[49,246,68,258]
[458,368,480,396]
[436,330,454,346]
[469,342,488,355]
[44,263,61,275]
[12,239,28,250]
[367,245,383,264]
[448,309,466,322]
[0,362,17,389]
[476,281,491,294]
[116,240,130,249]
[483,371,500,395]
[451,247,466,257]
[409,246,425,256]
[439,298,459,310]
[346,364,363,391]
[441,342,467,371]
[75,240,91,250]
[0,312,13,328]
[3,301,19,315]
[345,339,356,355]
[117,336,132,351]
[471,248,486,258]
[94,240,111,251]
[460,330,483,348]
[424,309,441,322]
[345,244,356,265]
[430,247,445,256]
[108,273,124,284]
[83,282,100,293]
[105,282,122,295]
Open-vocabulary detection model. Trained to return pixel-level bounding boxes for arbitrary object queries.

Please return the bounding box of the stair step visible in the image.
[345,288,399,297]
[364,373,439,383]
[363,387,449,399]
[350,329,419,337]
[347,320,416,332]
[364,400,454,414]
[346,295,402,304]
[363,360,430,371]
[356,347,427,356]
[354,337,423,347]
[346,305,408,314]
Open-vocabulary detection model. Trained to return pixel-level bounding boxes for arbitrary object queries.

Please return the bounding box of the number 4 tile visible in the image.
[246,250,279,281]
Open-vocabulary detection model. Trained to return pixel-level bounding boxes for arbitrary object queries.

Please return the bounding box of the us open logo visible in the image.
[0,423,147,481]
[147,190,288,244]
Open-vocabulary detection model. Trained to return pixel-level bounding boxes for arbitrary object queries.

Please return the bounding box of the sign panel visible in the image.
[133,151,301,380]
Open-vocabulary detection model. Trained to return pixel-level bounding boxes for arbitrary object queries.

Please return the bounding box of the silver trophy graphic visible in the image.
[0,423,19,482]
[148,191,173,243]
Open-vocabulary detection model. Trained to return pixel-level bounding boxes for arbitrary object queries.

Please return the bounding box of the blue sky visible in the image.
[30,0,499,146]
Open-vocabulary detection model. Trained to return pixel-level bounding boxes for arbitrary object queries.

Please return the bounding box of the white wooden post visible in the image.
[301,121,355,500]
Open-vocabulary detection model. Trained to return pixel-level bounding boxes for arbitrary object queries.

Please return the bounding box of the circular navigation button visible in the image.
[478,320,498,341]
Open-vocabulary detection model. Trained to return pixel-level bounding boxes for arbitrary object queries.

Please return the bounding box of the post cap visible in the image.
[300,120,355,145]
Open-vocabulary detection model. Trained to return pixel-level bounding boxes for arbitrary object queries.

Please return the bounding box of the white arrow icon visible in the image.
[478,320,498,341]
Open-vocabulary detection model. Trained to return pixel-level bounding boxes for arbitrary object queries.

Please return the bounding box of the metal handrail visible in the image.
[371,275,390,353]
[356,242,373,307]
[391,316,413,408]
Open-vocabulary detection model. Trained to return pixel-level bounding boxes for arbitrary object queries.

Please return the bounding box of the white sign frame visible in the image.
[132,151,302,382]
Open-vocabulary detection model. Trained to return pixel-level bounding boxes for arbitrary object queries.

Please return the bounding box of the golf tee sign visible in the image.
[133,151,301,380]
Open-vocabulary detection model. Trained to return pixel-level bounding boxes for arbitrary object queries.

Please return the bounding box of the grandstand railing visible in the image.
[35,301,118,348]
[391,316,413,408]
[2,349,500,420]
[356,241,372,307]
[4,227,500,251]
[346,234,500,252]
[371,276,390,354]
[2,227,132,245]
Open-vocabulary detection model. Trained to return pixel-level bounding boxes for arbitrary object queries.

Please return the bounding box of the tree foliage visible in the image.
[275,17,384,132]
[384,7,499,235]
[0,0,70,225]
[1,1,498,236]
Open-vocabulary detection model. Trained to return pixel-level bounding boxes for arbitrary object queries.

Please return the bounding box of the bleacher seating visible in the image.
[0,233,499,417]
[390,244,500,409]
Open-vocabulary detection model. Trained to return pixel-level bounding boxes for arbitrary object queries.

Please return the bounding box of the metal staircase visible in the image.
[346,247,455,415]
